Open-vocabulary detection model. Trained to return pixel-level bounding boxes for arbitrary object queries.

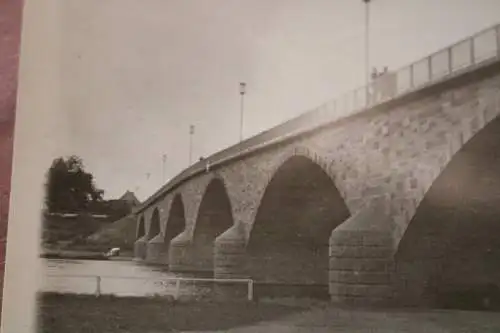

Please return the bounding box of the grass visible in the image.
[37,293,306,333]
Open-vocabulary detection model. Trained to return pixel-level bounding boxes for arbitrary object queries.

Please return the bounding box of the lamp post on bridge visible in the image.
[189,125,195,165]
[239,82,246,142]
[161,154,167,183]
[363,0,371,105]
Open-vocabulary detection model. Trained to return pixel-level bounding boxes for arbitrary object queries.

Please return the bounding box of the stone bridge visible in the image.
[133,24,500,306]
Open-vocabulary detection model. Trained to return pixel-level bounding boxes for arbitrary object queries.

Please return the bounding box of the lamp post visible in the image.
[161,154,167,183]
[189,125,195,165]
[239,82,246,142]
[363,0,371,105]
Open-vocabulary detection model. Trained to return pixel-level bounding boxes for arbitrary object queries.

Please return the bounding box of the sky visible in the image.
[54,0,500,201]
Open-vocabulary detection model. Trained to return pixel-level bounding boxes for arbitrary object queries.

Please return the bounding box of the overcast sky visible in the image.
[55,0,500,201]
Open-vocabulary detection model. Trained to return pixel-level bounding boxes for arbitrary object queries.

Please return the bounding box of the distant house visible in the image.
[118,190,140,207]
[80,190,140,222]
[102,191,140,220]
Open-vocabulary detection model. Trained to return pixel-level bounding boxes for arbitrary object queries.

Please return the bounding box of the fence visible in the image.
[136,22,500,213]
[43,274,254,301]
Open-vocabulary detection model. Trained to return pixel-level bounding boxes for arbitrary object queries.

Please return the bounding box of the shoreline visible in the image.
[40,249,133,261]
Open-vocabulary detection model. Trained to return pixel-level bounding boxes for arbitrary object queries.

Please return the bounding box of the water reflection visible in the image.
[40,258,211,298]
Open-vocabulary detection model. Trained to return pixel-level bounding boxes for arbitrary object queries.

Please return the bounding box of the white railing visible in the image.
[136,22,500,213]
[43,274,254,301]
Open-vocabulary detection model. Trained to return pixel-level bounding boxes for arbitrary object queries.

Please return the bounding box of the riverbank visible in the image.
[37,293,305,333]
[40,249,133,261]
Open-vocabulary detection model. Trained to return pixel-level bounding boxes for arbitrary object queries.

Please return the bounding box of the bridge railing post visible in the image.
[174,278,181,301]
[247,279,254,301]
[95,276,101,297]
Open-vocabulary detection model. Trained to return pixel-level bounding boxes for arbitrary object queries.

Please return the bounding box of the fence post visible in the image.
[174,279,181,301]
[95,276,101,297]
[247,280,254,302]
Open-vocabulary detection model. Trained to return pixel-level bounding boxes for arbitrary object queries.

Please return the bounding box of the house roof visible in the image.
[118,191,140,206]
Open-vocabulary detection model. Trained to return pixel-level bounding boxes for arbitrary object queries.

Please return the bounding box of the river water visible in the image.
[39,258,214,298]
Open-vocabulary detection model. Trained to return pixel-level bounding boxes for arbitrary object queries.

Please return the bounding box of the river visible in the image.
[39,258,214,298]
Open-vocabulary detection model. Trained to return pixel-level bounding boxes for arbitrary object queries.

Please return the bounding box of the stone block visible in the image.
[330,283,393,298]
[330,270,391,285]
[329,245,393,259]
[329,257,394,272]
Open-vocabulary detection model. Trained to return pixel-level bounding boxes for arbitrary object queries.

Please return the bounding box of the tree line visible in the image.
[44,155,131,219]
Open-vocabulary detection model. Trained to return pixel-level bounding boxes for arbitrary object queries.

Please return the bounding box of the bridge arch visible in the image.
[247,154,350,298]
[136,215,145,240]
[192,177,234,273]
[164,194,186,247]
[396,113,500,308]
[134,215,147,259]
[147,208,161,240]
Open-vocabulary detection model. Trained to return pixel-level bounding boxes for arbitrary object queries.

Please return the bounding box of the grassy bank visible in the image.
[37,293,306,333]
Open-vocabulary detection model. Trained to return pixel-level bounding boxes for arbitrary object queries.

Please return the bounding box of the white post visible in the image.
[189,125,194,165]
[95,276,101,297]
[247,280,254,301]
[174,279,181,301]
[363,0,371,106]
[162,154,167,183]
[239,82,246,142]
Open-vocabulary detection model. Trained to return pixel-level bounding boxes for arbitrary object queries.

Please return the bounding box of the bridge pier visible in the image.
[214,223,248,279]
[168,230,196,272]
[214,223,249,300]
[133,235,148,260]
[145,234,169,264]
[329,198,396,306]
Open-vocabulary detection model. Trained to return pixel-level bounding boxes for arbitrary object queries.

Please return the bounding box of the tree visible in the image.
[44,155,104,213]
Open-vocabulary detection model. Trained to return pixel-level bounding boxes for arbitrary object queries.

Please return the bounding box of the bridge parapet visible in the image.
[136,23,500,214]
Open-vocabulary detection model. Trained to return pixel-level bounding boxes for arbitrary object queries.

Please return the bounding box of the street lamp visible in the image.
[363,0,371,105]
[161,154,167,183]
[189,125,195,165]
[239,82,246,142]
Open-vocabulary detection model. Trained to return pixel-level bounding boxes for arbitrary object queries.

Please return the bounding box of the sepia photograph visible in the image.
[3,0,500,332]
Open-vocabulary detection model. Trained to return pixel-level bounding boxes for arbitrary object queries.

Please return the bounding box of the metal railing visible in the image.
[136,22,500,213]
[43,274,254,301]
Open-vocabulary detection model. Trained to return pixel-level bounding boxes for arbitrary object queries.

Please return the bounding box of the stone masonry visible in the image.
[134,59,500,305]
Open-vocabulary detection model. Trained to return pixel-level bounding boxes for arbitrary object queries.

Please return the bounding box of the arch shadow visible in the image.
[148,208,161,240]
[191,178,234,274]
[395,114,500,310]
[136,216,145,240]
[247,155,350,299]
[134,215,147,259]
[164,195,186,255]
